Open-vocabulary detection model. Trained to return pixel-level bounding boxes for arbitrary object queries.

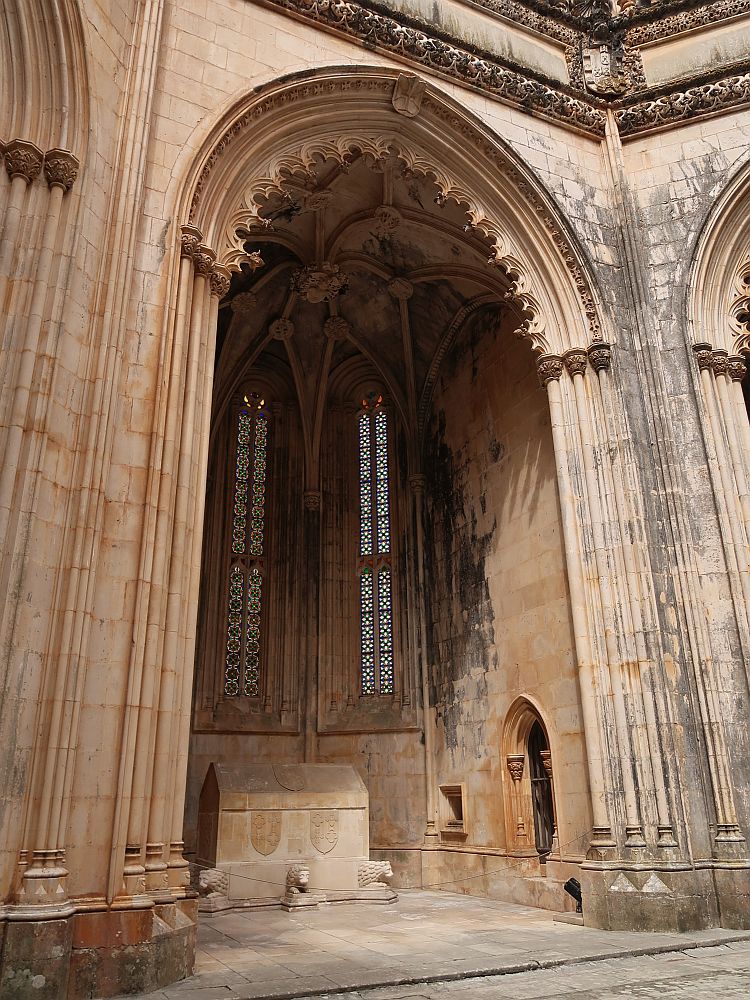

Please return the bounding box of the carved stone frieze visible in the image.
[616,72,750,136]
[624,0,750,45]
[3,138,44,183]
[43,148,80,191]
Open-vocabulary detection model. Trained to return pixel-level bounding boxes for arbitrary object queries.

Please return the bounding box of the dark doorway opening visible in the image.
[528,720,554,860]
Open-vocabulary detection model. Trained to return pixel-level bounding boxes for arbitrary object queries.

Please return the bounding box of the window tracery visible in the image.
[357,393,394,695]
[224,392,269,697]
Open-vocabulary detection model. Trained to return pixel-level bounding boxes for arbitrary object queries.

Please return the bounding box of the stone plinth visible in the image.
[196,763,396,911]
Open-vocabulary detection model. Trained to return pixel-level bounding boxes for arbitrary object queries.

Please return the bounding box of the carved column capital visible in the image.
[4,139,44,183]
[711,349,729,378]
[409,473,426,495]
[693,342,714,371]
[536,354,564,388]
[563,349,588,378]
[540,750,553,779]
[506,754,525,783]
[728,355,747,382]
[387,277,414,301]
[180,224,203,259]
[587,341,611,372]
[303,490,321,511]
[43,148,79,191]
[270,317,294,341]
[193,245,216,277]
[209,264,231,299]
[323,316,350,341]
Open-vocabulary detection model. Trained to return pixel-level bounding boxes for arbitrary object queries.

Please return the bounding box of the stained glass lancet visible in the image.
[357,393,394,695]
[224,393,269,697]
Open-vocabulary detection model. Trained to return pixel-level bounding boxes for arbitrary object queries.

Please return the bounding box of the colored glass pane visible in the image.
[244,568,262,696]
[358,413,372,556]
[377,566,394,694]
[374,409,390,554]
[360,568,375,695]
[249,414,267,556]
[224,565,243,696]
[231,411,251,554]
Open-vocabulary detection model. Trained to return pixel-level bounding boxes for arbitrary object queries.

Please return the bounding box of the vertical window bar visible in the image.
[358,413,373,556]
[360,567,375,695]
[377,566,394,694]
[374,409,390,555]
[224,565,244,696]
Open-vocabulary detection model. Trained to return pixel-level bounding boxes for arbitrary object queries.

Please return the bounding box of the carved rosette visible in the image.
[409,473,426,496]
[323,316,350,341]
[536,354,564,388]
[711,350,729,378]
[231,291,257,317]
[506,754,525,783]
[43,148,80,191]
[210,264,231,299]
[292,262,347,303]
[304,490,321,511]
[4,139,44,184]
[563,349,588,378]
[387,277,414,302]
[270,317,295,341]
[588,342,611,372]
[693,342,714,372]
[728,356,747,383]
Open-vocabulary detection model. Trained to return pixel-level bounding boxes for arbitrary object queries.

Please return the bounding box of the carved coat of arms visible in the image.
[251,811,282,856]
[310,810,339,854]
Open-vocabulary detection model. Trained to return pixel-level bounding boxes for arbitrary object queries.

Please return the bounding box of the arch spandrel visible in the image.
[180,67,607,358]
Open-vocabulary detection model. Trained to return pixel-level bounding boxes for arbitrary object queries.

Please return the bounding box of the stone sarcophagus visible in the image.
[196,763,396,913]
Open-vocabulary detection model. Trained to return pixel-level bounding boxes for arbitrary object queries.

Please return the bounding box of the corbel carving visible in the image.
[4,139,44,184]
[506,754,525,783]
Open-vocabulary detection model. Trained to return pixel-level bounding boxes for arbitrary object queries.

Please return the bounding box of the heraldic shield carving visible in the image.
[310,809,339,854]
[251,811,282,856]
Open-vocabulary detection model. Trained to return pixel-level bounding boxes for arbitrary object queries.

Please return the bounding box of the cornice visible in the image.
[616,0,750,38]
[616,67,750,135]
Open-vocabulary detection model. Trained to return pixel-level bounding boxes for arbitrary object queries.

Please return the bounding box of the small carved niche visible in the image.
[439,784,467,839]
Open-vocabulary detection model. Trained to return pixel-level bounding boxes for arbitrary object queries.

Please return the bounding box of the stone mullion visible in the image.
[537,355,613,844]
[588,344,676,845]
[689,345,744,838]
[168,266,227,891]
[410,474,438,844]
[144,255,213,895]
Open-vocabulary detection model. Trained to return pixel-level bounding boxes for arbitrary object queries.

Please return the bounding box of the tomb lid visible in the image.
[200,762,368,811]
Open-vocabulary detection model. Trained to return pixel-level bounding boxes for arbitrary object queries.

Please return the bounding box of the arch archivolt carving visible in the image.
[183,69,606,358]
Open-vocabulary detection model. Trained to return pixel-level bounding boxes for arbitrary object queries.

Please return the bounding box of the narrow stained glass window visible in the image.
[224,393,269,697]
[357,394,395,695]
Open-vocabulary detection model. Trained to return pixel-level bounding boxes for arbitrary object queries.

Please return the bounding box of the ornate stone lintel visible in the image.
[588,341,611,372]
[693,342,714,372]
[270,317,295,341]
[387,277,414,302]
[210,264,231,299]
[4,138,44,184]
[563,348,588,378]
[711,349,729,378]
[304,490,321,511]
[536,354,564,388]
[43,148,80,191]
[728,355,747,383]
[392,73,426,117]
[180,224,203,259]
[323,316,350,341]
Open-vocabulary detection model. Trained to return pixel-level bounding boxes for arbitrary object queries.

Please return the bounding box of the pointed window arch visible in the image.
[357,392,395,695]
[223,391,269,697]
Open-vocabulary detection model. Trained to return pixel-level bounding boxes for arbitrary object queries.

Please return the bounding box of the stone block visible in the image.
[0,917,72,1000]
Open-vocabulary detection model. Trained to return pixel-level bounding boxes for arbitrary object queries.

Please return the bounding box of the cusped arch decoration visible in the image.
[179,67,605,358]
[689,154,750,355]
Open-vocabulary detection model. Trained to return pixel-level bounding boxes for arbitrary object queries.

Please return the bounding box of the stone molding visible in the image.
[623,0,750,44]
[616,71,750,135]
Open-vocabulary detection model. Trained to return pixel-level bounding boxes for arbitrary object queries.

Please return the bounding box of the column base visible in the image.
[0,899,197,999]
[580,864,720,931]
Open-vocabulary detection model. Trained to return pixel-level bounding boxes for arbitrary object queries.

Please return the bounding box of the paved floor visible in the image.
[140,891,750,1000]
